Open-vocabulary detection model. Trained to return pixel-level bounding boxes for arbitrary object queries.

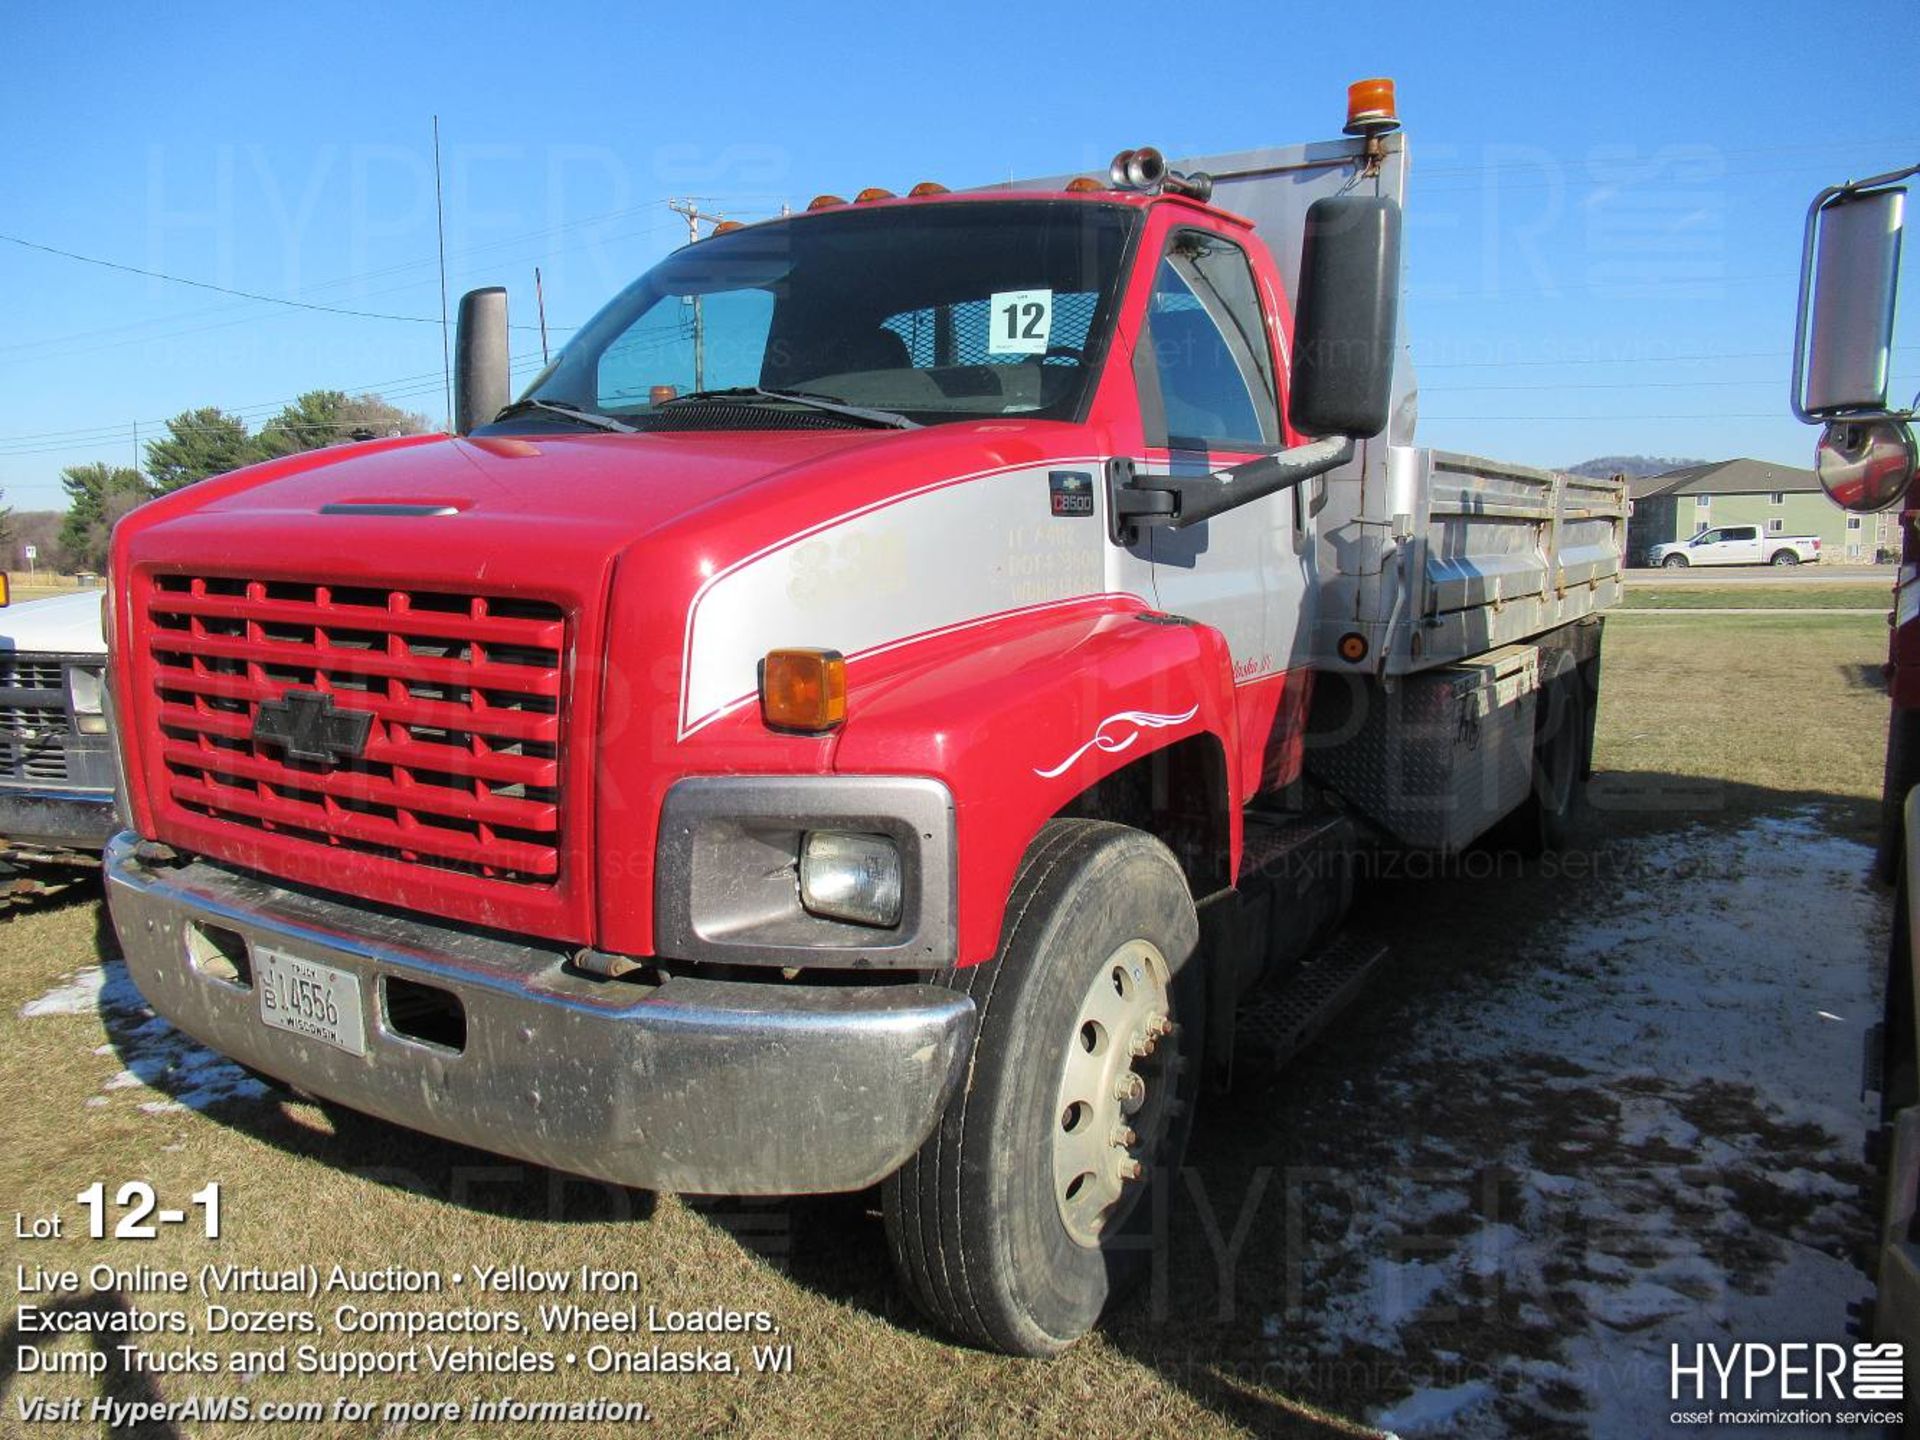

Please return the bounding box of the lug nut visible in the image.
[1117,1157,1143,1181]
[1112,1126,1137,1148]
[1115,1073,1145,1106]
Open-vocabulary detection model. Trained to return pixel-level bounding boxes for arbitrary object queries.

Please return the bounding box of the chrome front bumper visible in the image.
[0,786,116,852]
[104,834,976,1195]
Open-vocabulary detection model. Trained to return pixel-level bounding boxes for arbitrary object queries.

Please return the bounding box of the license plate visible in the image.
[256,947,367,1056]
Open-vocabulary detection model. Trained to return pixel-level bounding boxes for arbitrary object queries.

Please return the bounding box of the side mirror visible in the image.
[1290,195,1402,439]
[1797,185,1906,419]
[453,286,511,436]
[1816,417,1917,512]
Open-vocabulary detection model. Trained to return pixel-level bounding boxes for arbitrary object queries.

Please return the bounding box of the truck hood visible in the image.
[0,589,105,655]
[178,428,896,543]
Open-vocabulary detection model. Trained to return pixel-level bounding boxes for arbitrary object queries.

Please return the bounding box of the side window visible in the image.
[1696,528,1724,544]
[1138,233,1278,451]
[597,288,775,408]
[1727,526,1757,542]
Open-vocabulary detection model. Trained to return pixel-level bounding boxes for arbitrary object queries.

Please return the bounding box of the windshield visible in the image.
[495,200,1139,432]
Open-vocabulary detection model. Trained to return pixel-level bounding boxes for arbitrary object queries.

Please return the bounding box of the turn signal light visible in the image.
[0,572,9,607]
[1344,77,1400,136]
[808,194,845,211]
[1065,176,1104,193]
[761,648,847,733]
[1337,632,1369,663]
[854,186,896,203]
[908,181,949,197]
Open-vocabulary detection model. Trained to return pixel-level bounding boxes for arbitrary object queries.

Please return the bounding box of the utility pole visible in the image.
[433,116,452,431]
[534,267,550,364]
[668,199,728,392]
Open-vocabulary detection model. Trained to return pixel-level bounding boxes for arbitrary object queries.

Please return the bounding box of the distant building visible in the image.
[1626,457,1896,566]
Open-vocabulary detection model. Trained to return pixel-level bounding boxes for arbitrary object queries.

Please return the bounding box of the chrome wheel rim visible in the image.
[1051,938,1177,1247]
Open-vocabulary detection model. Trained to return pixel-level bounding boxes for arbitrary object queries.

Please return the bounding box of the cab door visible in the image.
[1131,225,1311,795]
[1691,527,1727,564]
[1722,525,1762,563]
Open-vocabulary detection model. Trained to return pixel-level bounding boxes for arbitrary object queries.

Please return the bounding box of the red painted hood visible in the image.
[183,428,895,538]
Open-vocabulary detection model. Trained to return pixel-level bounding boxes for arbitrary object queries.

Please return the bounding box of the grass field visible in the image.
[0,611,1890,1438]
[1620,583,1889,610]
[4,572,93,606]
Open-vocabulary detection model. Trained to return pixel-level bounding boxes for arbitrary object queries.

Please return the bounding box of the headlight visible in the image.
[68,665,109,733]
[800,831,903,928]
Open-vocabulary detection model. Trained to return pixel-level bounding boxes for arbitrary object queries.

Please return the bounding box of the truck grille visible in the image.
[144,575,568,885]
[0,656,72,784]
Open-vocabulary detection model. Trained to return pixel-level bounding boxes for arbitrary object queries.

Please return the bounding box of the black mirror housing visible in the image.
[454,287,511,437]
[1289,195,1402,440]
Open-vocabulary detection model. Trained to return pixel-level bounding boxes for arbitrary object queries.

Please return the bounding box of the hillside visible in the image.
[1563,455,1707,481]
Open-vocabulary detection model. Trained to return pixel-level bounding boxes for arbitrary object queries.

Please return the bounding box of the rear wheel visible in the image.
[1771,549,1800,567]
[1493,664,1586,856]
[1662,554,1689,569]
[883,820,1203,1356]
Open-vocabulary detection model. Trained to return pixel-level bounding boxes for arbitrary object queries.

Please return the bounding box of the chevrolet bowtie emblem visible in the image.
[251,689,374,766]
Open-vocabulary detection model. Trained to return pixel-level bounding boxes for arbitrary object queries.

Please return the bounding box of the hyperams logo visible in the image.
[1669,1342,1903,1427]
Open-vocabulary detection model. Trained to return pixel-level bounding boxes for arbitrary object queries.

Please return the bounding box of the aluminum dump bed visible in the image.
[1311,448,1626,675]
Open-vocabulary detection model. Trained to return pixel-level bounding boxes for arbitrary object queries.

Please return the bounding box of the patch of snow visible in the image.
[1295,809,1884,1435]
[20,966,107,1016]
[1372,1380,1495,1435]
[21,958,271,1112]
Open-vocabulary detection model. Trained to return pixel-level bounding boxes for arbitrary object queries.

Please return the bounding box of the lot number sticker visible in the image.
[989,289,1053,355]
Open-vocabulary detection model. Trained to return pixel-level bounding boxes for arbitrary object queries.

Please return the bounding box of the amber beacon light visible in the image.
[1344,77,1400,137]
[761,648,848,732]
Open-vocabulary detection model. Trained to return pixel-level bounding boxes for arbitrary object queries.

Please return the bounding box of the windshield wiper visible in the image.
[662,387,918,430]
[491,398,639,434]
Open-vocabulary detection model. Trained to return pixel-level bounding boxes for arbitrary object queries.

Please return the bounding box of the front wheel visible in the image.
[1663,554,1689,569]
[1771,550,1800,567]
[883,820,1203,1356]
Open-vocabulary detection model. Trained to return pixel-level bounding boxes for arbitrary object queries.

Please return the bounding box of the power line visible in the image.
[0,231,558,339]
[0,358,548,459]
[0,232,449,326]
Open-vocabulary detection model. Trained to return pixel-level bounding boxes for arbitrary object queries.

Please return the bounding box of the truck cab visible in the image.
[103,82,1620,1355]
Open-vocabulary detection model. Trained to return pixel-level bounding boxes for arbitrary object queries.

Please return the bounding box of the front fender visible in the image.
[830,596,1241,965]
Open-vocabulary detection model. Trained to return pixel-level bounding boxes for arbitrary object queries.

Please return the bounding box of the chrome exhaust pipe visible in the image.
[1108,146,1213,203]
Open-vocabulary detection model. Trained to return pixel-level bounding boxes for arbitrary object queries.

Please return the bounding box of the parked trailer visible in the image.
[103,80,1620,1354]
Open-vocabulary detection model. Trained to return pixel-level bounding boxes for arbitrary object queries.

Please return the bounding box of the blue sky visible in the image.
[1,0,1914,511]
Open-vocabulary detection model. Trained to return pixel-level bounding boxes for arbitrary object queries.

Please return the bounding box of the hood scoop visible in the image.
[319,500,466,517]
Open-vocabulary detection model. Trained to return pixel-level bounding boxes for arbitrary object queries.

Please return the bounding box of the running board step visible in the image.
[1234,934,1388,1070]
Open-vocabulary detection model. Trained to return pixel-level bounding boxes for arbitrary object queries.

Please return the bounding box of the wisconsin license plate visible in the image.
[256,947,367,1056]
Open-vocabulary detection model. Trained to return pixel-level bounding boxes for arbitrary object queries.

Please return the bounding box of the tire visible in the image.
[1662,554,1689,569]
[1771,550,1800,567]
[1492,664,1585,856]
[883,820,1204,1356]
[1879,709,1920,883]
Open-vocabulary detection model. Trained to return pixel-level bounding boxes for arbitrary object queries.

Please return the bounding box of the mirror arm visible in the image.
[1110,438,1354,542]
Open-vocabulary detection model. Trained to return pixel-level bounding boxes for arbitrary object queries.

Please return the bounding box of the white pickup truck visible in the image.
[1646,524,1822,568]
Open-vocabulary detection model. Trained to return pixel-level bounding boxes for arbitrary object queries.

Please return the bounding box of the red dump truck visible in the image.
[103,81,1622,1354]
